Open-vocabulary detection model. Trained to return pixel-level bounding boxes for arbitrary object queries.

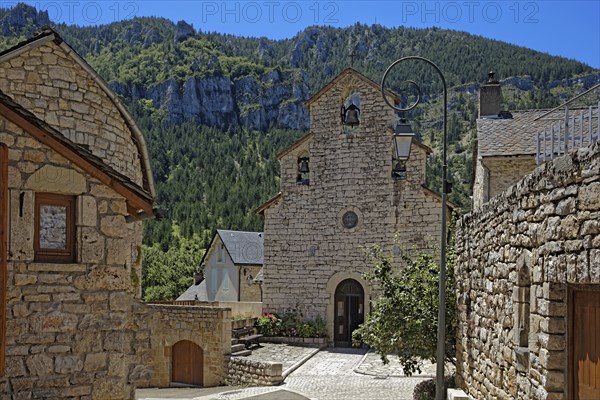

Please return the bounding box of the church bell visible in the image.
[341,103,360,126]
[299,158,310,173]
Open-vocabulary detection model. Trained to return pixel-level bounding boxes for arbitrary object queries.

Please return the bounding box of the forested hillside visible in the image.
[1,3,599,299]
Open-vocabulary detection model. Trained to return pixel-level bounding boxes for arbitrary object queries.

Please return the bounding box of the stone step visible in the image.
[231,338,240,345]
[231,349,252,357]
[231,343,246,353]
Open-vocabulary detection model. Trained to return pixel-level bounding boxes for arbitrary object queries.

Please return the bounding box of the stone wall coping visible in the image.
[144,303,232,313]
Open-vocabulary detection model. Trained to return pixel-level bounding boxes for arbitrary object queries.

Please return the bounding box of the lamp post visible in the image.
[381,56,448,400]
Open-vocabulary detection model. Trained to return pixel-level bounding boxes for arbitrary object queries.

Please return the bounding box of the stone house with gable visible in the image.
[456,77,600,399]
[473,73,597,210]
[0,27,231,399]
[178,229,263,303]
[257,68,453,346]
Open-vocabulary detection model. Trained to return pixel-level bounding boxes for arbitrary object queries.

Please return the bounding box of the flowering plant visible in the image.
[255,313,281,336]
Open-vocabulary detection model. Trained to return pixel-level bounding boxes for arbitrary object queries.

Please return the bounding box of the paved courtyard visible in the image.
[137,345,443,400]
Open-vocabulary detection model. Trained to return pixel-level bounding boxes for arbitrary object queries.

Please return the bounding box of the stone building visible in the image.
[457,78,600,399]
[0,27,231,399]
[457,141,600,400]
[473,73,595,210]
[178,229,263,303]
[257,68,452,346]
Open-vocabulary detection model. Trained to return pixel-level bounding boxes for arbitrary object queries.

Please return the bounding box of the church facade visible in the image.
[257,68,452,345]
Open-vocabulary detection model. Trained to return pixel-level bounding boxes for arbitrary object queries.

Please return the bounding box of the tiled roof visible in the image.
[217,229,264,265]
[478,110,550,157]
[177,280,208,301]
[477,108,595,157]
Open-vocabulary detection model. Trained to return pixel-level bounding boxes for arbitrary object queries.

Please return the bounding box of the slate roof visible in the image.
[176,280,208,301]
[477,108,596,157]
[217,229,264,265]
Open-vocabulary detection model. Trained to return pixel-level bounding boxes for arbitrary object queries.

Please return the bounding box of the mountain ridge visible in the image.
[1,3,599,251]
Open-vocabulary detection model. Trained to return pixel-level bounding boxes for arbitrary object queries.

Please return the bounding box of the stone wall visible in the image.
[226,358,283,386]
[239,265,262,303]
[456,142,600,399]
[262,71,448,340]
[0,39,143,186]
[0,116,147,399]
[146,304,231,388]
[473,156,537,210]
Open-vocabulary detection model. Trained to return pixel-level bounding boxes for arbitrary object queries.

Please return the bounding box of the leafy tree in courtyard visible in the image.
[352,235,456,376]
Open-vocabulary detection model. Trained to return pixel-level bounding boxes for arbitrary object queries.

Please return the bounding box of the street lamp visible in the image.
[381,56,449,400]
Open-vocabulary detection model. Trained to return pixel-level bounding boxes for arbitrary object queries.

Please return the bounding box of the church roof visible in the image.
[304,67,398,108]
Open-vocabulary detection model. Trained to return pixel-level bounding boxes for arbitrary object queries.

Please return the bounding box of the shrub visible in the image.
[412,375,456,400]
[297,322,316,338]
[254,310,329,338]
[255,313,281,336]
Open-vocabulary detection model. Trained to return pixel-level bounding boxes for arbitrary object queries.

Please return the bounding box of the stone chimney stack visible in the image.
[479,71,502,118]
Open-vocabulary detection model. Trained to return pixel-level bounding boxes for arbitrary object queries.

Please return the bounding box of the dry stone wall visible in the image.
[456,142,600,399]
[226,358,283,386]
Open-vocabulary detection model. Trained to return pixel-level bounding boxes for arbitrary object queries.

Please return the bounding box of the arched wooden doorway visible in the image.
[334,279,364,347]
[172,340,203,386]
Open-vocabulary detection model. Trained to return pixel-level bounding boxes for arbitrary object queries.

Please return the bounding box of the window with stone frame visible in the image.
[34,193,76,263]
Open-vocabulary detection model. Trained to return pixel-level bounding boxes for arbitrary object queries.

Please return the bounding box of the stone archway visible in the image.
[333,279,364,347]
[326,271,373,346]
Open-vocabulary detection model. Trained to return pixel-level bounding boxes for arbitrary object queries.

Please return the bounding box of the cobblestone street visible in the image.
[137,346,435,400]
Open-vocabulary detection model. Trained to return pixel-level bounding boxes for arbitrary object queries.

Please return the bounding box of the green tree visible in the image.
[353,238,456,376]
[141,224,205,300]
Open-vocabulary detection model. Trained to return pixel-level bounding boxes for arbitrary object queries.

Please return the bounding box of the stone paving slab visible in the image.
[354,351,437,378]
[137,347,444,400]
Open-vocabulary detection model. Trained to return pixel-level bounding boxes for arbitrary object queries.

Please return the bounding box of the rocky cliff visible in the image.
[110,68,310,130]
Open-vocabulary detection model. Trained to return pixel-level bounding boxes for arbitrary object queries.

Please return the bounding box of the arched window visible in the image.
[297,151,310,185]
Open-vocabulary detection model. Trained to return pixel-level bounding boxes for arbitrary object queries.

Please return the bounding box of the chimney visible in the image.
[479,71,502,118]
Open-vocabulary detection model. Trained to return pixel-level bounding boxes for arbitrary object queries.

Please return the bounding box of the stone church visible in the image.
[257,68,453,346]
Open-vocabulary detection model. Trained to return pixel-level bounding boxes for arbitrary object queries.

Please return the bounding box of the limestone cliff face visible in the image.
[110,70,310,131]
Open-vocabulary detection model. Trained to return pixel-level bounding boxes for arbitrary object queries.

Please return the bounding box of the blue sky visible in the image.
[4,1,600,68]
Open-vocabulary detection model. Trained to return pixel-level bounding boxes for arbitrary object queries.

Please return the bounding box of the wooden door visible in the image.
[571,289,600,400]
[172,340,203,386]
[334,279,364,347]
